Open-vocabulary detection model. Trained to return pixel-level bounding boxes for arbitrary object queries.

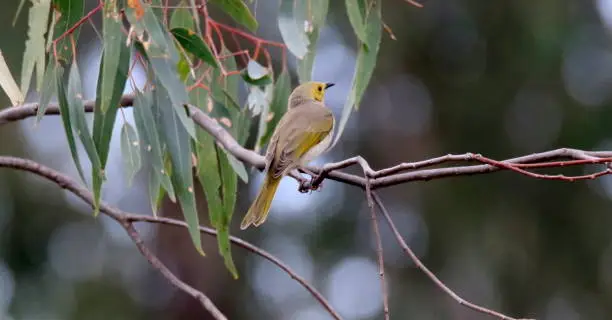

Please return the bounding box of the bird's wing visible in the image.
[268,103,334,179]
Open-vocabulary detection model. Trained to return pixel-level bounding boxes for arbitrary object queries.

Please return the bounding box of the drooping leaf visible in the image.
[246,85,268,115]
[209,0,258,32]
[153,82,204,256]
[67,61,103,214]
[20,0,50,96]
[0,51,24,106]
[331,0,382,148]
[296,0,329,82]
[220,146,248,183]
[52,0,84,63]
[170,2,194,30]
[345,0,368,45]
[216,144,239,278]
[241,60,272,86]
[92,27,130,208]
[99,0,127,113]
[92,50,130,169]
[35,60,58,123]
[252,84,273,152]
[12,0,28,26]
[55,64,86,182]
[171,27,218,68]
[126,4,196,138]
[278,0,309,59]
[132,89,176,205]
[120,122,142,186]
[259,67,290,147]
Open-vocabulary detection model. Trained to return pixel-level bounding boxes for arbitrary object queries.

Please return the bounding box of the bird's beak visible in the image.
[325,82,335,89]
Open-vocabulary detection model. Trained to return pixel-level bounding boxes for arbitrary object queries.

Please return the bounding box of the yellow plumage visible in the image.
[240,81,335,230]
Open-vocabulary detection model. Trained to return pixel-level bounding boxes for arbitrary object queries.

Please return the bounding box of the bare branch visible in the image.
[124,214,342,320]
[0,156,341,320]
[123,222,227,320]
[372,192,534,320]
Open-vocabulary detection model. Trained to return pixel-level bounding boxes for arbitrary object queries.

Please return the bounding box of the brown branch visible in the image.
[6,97,612,191]
[372,192,534,320]
[5,95,612,320]
[0,156,341,320]
[123,214,342,320]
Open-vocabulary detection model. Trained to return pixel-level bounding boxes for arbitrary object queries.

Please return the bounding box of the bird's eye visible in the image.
[318,86,322,92]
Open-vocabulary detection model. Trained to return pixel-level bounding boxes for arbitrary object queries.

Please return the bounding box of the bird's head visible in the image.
[288,81,335,108]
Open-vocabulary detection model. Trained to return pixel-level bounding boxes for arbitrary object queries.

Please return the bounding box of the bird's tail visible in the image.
[240,173,281,230]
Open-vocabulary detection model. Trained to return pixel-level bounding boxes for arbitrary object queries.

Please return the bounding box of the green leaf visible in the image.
[345,0,368,45]
[67,61,103,214]
[171,27,218,68]
[209,0,258,32]
[92,51,130,167]
[127,4,197,139]
[52,0,84,63]
[246,85,268,116]
[259,68,290,147]
[99,0,127,113]
[20,0,50,96]
[120,122,142,186]
[55,64,86,182]
[133,89,176,204]
[154,82,204,256]
[241,60,272,86]
[170,3,194,30]
[93,26,130,206]
[296,0,329,82]
[217,144,239,278]
[35,60,58,123]
[220,146,248,183]
[331,0,382,148]
[12,0,28,26]
[278,0,309,59]
[251,83,273,153]
[0,51,24,106]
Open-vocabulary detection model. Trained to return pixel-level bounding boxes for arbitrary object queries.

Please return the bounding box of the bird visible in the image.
[240,81,335,230]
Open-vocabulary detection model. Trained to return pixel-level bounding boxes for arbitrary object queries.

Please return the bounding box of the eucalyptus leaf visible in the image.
[259,68,290,147]
[278,0,309,59]
[171,27,218,68]
[209,0,258,32]
[67,61,103,214]
[331,0,382,149]
[120,122,142,186]
[297,0,329,82]
[0,51,24,106]
[170,3,194,30]
[35,60,58,123]
[99,0,127,113]
[345,0,368,45]
[52,0,84,63]
[132,89,176,204]
[20,0,50,96]
[154,83,204,255]
[55,64,86,182]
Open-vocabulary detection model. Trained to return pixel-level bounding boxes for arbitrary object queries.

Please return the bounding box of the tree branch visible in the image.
[4,97,612,191]
[5,95,612,320]
[0,156,341,320]
[372,192,534,320]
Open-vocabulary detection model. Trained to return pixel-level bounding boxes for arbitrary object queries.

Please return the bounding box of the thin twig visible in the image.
[372,192,534,320]
[0,156,341,320]
[124,214,343,320]
[123,222,227,320]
